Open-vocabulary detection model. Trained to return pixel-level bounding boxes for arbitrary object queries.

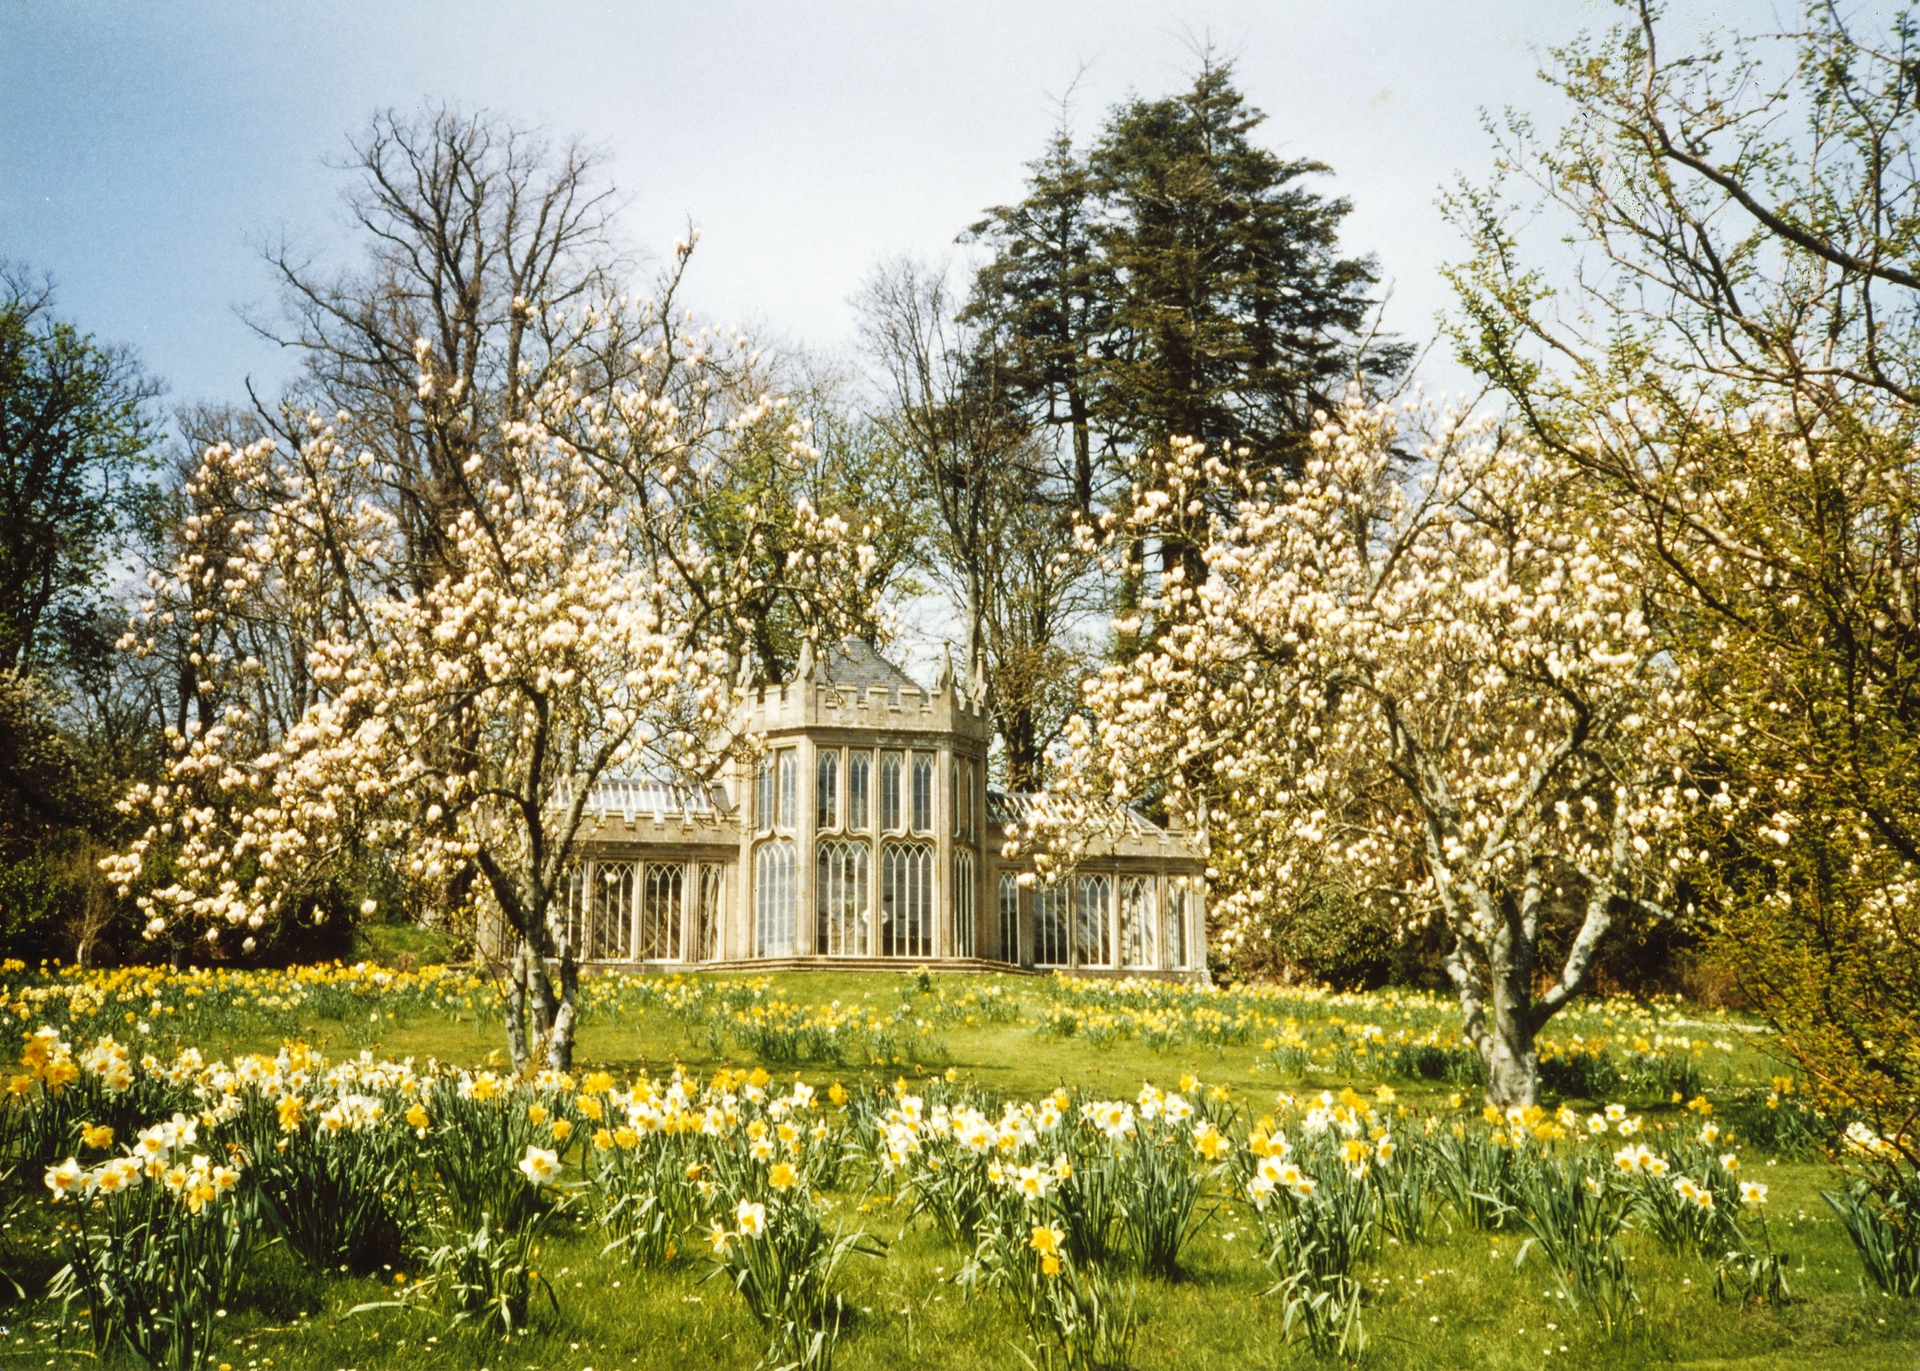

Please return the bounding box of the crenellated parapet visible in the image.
[745,639,993,744]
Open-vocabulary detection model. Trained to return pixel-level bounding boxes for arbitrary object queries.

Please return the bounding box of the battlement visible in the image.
[744,638,994,743]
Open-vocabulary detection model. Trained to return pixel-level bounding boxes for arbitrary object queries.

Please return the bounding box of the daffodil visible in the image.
[43,1158,84,1200]
[518,1145,561,1186]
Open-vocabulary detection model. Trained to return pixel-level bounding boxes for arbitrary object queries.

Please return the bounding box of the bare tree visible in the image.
[250,105,622,596]
[858,259,1101,789]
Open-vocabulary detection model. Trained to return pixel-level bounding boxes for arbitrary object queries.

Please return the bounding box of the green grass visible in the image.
[351,922,462,968]
[2,967,1914,1370]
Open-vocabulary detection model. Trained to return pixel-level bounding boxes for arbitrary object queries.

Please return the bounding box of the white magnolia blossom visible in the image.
[103,342,868,1069]
[1040,394,1688,1103]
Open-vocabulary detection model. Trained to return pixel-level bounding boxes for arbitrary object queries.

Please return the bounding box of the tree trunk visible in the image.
[1445,913,1543,1109]
[527,948,558,1038]
[546,945,579,1073]
[1002,702,1040,792]
[504,945,531,1076]
[1484,987,1540,1108]
[1486,894,1541,1106]
[1069,384,1092,516]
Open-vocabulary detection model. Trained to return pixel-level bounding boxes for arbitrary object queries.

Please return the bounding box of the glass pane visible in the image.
[1120,876,1154,968]
[952,849,975,957]
[756,757,775,833]
[815,839,870,956]
[754,840,796,957]
[778,751,797,830]
[592,862,635,961]
[697,864,723,961]
[880,752,902,832]
[816,751,838,830]
[847,753,870,831]
[1076,873,1112,967]
[641,864,684,961]
[1167,882,1189,970]
[1034,883,1067,966]
[881,841,933,957]
[911,753,933,832]
[998,873,1020,963]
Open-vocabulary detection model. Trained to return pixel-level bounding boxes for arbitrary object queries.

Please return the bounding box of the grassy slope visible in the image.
[5,968,1917,1370]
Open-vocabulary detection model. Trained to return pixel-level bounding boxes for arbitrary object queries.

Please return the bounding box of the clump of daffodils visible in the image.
[46,1124,242,1214]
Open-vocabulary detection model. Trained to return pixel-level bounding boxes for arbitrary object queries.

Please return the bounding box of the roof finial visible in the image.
[935,640,954,693]
[795,637,816,684]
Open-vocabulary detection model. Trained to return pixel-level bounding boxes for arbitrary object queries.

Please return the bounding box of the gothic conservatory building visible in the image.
[558,639,1208,980]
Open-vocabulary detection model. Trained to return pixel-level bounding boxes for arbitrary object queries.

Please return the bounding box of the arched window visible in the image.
[1033,881,1068,967]
[911,753,934,832]
[815,839,870,957]
[695,864,724,962]
[640,863,684,961]
[997,873,1021,964]
[755,756,775,834]
[754,840,797,957]
[880,752,903,832]
[816,750,839,830]
[590,862,636,961]
[1075,873,1112,968]
[880,841,934,958]
[847,752,871,831]
[1166,879,1192,970]
[952,848,976,957]
[777,750,797,829]
[1119,875,1155,969]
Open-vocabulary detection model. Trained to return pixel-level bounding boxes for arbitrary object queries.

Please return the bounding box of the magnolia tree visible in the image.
[1043,396,1686,1104]
[105,326,865,1072]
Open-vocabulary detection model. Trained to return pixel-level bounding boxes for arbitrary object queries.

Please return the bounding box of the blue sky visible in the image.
[3,0,1774,415]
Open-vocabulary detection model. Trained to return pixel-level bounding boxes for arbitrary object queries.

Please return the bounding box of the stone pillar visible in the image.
[934,742,952,959]
[734,755,755,961]
[1066,873,1078,973]
[795,736,817,956]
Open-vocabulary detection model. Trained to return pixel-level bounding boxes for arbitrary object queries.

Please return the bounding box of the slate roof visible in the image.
[817,638,923,699]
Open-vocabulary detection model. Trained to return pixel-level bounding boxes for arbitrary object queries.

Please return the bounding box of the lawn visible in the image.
[2,959,1916,1371]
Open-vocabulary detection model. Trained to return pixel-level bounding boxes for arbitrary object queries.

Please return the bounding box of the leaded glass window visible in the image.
[880,841,933,958]
[952,848,976,957]
[847,753,870,831]
[880,752,903,832]
[754,840,797,957]
[1075,873,1112,968]
[816,839,869,956]
[1119,875,1154,969]
[1033,881,1068,966]
[816,750,838,830]
[639,863,684,961]
[911,753,933,833]
[997,873,1021,963]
